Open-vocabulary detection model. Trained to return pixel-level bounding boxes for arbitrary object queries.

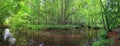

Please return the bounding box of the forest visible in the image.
[0,0,120,46]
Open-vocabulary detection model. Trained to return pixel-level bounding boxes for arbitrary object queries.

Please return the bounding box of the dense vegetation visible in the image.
[0,0,103,30]
[0,0,120,46]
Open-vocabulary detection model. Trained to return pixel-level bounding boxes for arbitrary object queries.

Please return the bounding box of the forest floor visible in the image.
[107,28,120,46]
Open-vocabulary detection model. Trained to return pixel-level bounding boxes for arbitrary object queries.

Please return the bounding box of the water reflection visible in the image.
[16,28,99,46]
[39,43,44,46]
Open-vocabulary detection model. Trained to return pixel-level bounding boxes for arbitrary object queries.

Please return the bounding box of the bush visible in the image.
[92,30,114,46]
[98,30,108,39]
[92,39,113,46]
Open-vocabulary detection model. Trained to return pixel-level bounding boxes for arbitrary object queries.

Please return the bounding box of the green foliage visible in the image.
[27,25,74,30]
[101,0,120,31]
[92,39,112,46]
[92,30,114,46]
[5,10,28,30]
[0,0,119,46]
[98,30,108,39]
[0,0,119,32]
[1,0,104,30]
[92,30,113,46]
[0,0,21,24]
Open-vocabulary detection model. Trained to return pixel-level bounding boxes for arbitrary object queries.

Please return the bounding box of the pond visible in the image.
[14,28,100,46]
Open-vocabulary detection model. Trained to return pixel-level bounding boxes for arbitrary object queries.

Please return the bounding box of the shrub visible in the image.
[92,30,114,46]
[92,39,113,46]
[98,30,108,39]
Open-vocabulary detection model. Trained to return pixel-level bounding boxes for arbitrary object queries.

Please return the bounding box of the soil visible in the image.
[107,28,120,46]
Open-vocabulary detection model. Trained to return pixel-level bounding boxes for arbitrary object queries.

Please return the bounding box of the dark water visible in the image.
[13,28,99,46]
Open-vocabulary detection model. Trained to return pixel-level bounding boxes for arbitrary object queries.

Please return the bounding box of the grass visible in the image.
[26,25,76,30]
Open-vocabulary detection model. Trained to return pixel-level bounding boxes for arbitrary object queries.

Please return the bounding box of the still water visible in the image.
[15,28,100,46]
